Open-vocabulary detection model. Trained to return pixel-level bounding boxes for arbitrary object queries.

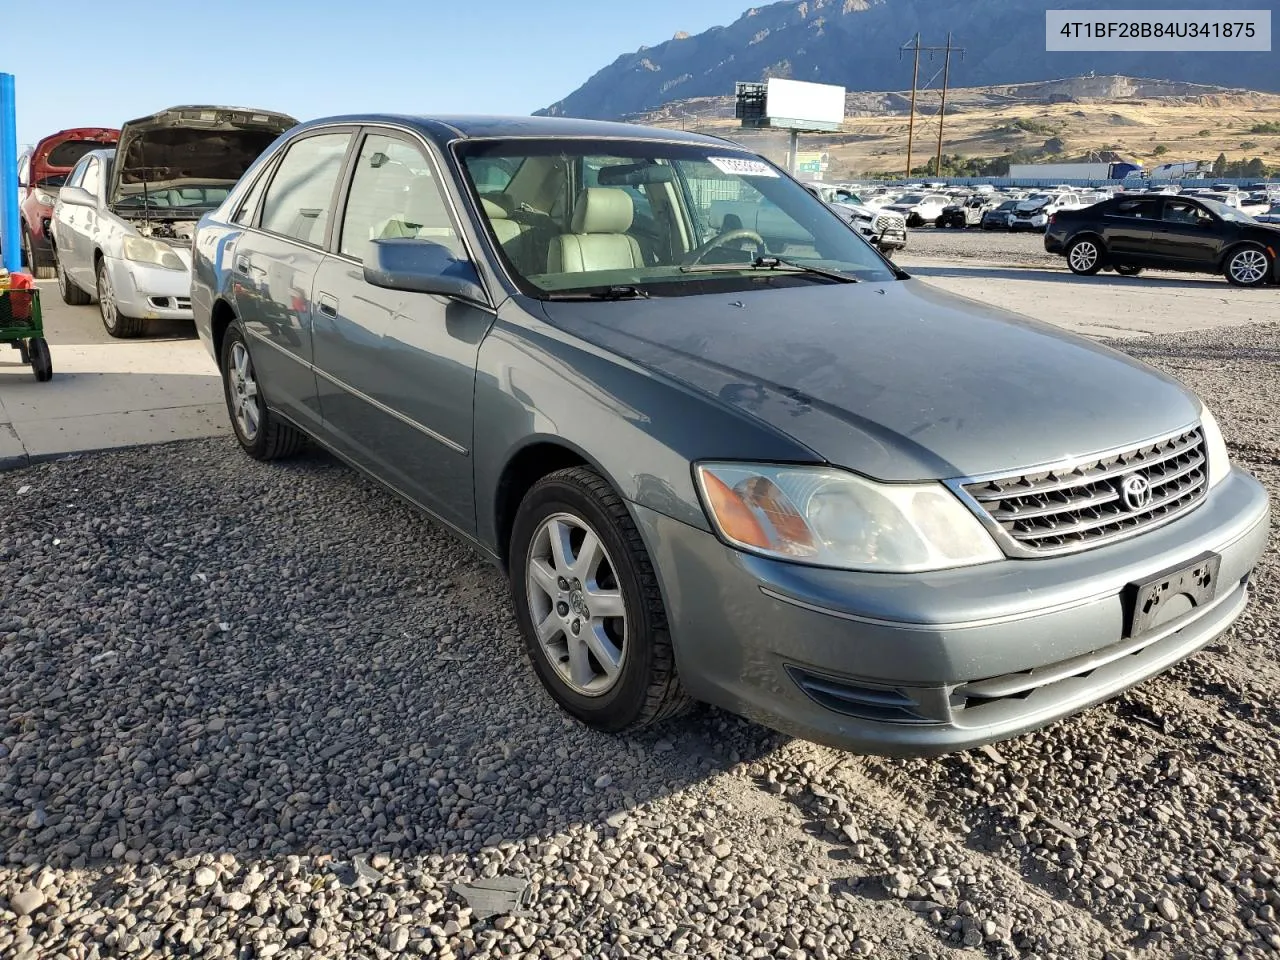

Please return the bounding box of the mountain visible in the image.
[537,0,1280,121]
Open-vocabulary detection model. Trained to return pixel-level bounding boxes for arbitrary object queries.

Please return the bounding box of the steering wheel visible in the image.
[683,228,766,266]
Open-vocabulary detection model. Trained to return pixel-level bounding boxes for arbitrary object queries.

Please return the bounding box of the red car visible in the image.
[18,127,119,277]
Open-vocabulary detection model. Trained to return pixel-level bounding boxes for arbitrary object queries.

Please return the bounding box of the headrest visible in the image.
[571,187,634,234]
[480,197,510,219]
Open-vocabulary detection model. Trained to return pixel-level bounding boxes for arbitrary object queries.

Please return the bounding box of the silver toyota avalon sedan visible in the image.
[190,115,1270,757]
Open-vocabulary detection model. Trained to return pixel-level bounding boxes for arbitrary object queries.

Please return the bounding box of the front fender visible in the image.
[471,299,817,555]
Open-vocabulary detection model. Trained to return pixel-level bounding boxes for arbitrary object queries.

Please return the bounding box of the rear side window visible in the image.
[232,162,274,226]
[259,132,352,245]
[46,140,104,169]
[1112,199,1159,219]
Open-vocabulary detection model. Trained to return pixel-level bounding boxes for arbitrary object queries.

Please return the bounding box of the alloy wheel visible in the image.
[1069,241,1099,273]
[228,341,262,442]
[1229,249,1269,285]
[97,265,118,330]
[525,512,627,697]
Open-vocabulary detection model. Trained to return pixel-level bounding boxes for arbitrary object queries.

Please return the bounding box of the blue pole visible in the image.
[0,74,19,273]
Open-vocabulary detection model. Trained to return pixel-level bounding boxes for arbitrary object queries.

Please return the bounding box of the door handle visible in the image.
[317,294,338,318]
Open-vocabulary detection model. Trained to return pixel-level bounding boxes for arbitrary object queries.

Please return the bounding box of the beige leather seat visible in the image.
[548,188,644,273]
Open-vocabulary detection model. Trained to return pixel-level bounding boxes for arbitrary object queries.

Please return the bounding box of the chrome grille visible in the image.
[960,427,1208,557]
[873,212,906,233]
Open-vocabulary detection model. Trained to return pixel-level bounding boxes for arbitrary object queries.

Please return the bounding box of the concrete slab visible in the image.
[901,257,1280,339]
[0,280,227,468]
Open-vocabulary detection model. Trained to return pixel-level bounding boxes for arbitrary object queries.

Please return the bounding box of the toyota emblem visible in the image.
[1119,474,1153,511]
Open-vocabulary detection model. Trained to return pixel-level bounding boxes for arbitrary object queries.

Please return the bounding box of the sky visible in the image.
[6,0,753,150]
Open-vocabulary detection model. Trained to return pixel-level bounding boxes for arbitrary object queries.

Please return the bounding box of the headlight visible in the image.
[35,190,58,207]
[694,462,1004,572]
[1198,402,1230,488]
[122,236,185,271]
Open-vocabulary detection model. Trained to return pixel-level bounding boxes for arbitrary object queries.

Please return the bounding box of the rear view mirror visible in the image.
[596,162,675,187]
[57,186,95,208]
[363,239,488,304]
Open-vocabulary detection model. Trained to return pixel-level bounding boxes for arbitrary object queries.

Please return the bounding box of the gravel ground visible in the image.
[2,321,1279,959]
[902,227,1063,269]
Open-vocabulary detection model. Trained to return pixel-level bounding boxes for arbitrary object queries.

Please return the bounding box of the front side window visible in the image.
[64,156,90,190]
[260,132,352,245]
[340,133,459,260]
[1163,199,1210,225]
[81,158,102,198]
[458,139,895,298]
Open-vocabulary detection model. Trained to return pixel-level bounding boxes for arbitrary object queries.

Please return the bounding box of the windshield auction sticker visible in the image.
[1046,9,1271,50]
[708,157,781,178]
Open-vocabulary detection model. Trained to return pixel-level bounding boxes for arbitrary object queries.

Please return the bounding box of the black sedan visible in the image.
[1045,194,1279,286]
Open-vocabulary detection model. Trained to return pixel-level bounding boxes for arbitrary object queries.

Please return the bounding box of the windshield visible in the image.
[995,201,1018,211]
[457,139,897,297]
[1200,198,1254,222]
[894,194,925,204]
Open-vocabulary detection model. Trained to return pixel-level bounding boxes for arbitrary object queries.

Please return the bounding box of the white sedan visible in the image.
[51,105,295,337]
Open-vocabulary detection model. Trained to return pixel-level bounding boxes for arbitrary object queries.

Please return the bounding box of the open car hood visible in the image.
[107,105,297,211]
[31,127,119,184]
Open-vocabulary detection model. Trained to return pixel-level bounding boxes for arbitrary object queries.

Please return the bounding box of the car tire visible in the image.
[1224,245,1271,287]
[55,254,91,306]
[906,213,922,228]
[21,227,55,281]
[509,466,690,734]
[1066,237,1103,276]
[1115,265,1143,277]
[97,258,146,338]
[219,322,306,460]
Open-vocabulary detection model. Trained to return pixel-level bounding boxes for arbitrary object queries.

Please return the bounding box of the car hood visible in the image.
[539,280,1200,481]
[107,105,296,210]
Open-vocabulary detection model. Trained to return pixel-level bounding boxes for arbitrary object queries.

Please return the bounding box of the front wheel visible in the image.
[509,467,689,733]
[219,322,305,460]
[1224,246,1271,287]
[1066,238,1103,276]
[97,259,146,338]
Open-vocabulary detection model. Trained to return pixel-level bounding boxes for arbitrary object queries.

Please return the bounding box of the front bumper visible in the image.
[634,466,1269,757]
[103,256,194,320]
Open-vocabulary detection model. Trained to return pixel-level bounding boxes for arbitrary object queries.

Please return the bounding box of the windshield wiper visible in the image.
[541,284,653,301]
[680,255,859,283]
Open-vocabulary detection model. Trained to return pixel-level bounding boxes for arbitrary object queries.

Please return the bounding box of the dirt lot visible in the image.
[2,246,1280,960]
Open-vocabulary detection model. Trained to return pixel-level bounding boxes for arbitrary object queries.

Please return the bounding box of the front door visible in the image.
[311,129,494,534]
[232,130,353,432]
[1151,198,1225,268]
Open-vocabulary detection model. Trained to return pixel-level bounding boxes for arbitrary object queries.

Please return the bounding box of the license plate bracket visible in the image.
[1125,551,1221,639]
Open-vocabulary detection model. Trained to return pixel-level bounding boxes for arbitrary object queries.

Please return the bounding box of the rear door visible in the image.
[1101,196,1160,260]
[54,156,94,286]
[232,128,355,433]
[1150,198,1225,268]
[311,127,495,533]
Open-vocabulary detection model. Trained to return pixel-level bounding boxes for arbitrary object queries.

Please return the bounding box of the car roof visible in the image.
[293,113,738,149]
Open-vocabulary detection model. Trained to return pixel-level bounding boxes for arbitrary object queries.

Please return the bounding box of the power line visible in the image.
[899,34,965,178]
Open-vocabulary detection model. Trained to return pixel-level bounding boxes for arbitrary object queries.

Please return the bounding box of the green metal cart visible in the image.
[1,285,52,381]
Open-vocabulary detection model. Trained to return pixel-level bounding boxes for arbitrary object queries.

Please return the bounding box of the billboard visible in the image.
[765,79,845,132]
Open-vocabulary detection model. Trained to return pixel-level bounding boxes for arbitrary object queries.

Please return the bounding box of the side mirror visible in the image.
[363,238,488,304]
[58,186,96,208]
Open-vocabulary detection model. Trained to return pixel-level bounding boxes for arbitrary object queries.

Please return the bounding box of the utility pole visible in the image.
[904,33,920,179]
[900,33,965,179]
[935,32,953,179]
